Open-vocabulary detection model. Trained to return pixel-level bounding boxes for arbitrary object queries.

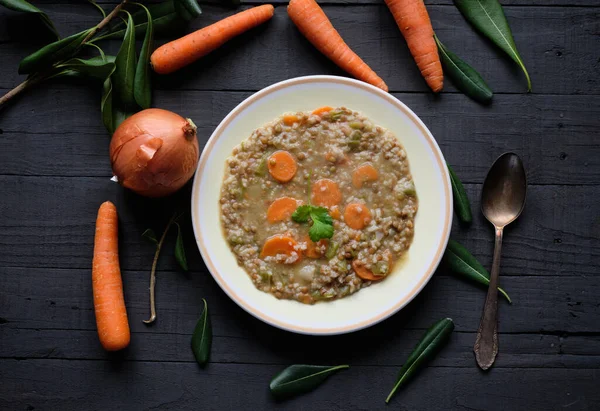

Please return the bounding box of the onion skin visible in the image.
[109,108,200,198]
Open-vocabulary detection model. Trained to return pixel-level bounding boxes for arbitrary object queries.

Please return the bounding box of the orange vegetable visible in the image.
[384,0,443,92]
[330,206,341,220]
[151,5,275,74]
[305,236,327,258]
[312,106,334,116]
[92,201,130,351]
[283,114,300,125]
[260,234,301,262]
[352,260,384,281]
[287,0,388,91]
[344,202,372,230]
[268,150,298,183]
[311,178,342,207]
[352,163,379,188]
[267,197,300,223]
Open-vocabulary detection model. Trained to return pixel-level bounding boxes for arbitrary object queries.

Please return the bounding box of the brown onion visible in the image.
[109,108,200,198]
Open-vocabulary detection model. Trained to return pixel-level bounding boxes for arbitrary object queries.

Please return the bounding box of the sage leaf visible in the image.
[53,57,115,80]
[142,228,158,244]
[454,0,531,91]
[174,0,202,21]
[113,11,137,109]
[443,239,512,303]
[386,318,454,404]
[447,163,472,225]
[434,35,493,104]
[0,0,59,39]
[134,3,154,109]
[191,298,212,366]
[18,28,93,74]
[174,222,188,271]
[270,364,349,399]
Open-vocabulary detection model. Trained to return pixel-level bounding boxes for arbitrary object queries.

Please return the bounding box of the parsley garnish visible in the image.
[292,205,334,242]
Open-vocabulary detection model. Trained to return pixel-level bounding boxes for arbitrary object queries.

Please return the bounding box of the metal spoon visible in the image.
[474,152,527,370]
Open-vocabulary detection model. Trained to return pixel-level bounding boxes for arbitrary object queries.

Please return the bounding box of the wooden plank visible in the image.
[1,5,598,94]
[0,176,596,276]
[0,266,598,334]
[0,359,598,411]
[1,327,599,369]
[1,88,598,185]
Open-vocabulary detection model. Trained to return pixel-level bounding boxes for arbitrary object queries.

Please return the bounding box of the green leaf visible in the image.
[174,222,188,271]
[87,0,106,18]
[18,28,93,74]
[0,0,59,39]
[101,76,114,134]
[453,0,531,91]
[434,35,493,104]
[133,3,154,109]
[191,299,212,366]
[270,365,349,399]
[174,0,202,21]
[386,318,454,404]
[142,228,158,244]
[443,239,512,303]
[447,163,473,225]
[291,205,311,223]
[113,11,137,109]
[53,57,115,80]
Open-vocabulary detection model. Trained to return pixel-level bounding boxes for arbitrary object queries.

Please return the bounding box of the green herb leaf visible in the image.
[174,222,188,271]
[434,35,493,104]
[443,239,512,303]
[447,163,473,225]
[174,0,202,21]
[18,28,93,74]
[191,298,212,366]
[386,318,454,404]
[133,3,153,109]
[291,205,312,223]
[87,0,106,18]
[53,56,115,80]
[270,364,349,399]
[101,76,114,134]
[0,0,60,39]
[142,228,158,244]
[453,0,531,91]
[113,11,137,109]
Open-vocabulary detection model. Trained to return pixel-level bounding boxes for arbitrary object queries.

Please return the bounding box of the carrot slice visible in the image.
[312,106,334,116]
[344,203,372,230]
[260,234,301,263]
[330,206,341,220]
[304,236,327,258]
[352,260,383,281]
[311,178,342,207]
[352,163,379,188]
[283,114,299,126]
[267,197,299,223]
[268,150,298,183]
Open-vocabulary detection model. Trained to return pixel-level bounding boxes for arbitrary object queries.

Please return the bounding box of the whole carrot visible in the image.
[385,0,443,92]
[287,0,388,92]
[151,5,275,74]
[92,201,130,351]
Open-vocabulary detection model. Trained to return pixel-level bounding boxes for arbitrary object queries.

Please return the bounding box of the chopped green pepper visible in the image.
[255,154,268,176]
[349,121,363,130]
[348,130,362,150]
[325,241,340,259]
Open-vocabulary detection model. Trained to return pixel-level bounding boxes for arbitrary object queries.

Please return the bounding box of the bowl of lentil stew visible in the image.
[192,76,452,335]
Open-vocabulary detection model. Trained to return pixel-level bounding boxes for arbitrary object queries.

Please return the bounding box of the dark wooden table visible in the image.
[1,1,599,410]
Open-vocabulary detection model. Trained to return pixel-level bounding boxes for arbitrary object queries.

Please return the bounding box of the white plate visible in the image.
[191,75,452,335]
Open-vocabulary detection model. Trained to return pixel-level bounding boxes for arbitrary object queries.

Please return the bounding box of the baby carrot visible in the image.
[261,234,301,262]
[92,201,130,351]
[330,205,341,220]
[344,202,372,230]
[268,150,298,183]
[283,114,300,126]
[312,106,334,116]
[267,197,300,223]
[305,236,327,258]
[384,0,443,92]
[287,0,388,91]
[151,5,275,74]
[352,163,379,188]
[311,178,342,207]
[352,260,383,281]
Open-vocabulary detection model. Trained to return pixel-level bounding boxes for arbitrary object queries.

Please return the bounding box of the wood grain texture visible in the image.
[1,88,599,185]
[1,5,599,94]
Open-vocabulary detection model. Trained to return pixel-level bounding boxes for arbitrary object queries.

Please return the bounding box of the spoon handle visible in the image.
[474,226,504,370]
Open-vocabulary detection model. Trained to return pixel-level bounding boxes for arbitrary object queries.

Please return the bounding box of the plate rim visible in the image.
[191,75,452,335]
